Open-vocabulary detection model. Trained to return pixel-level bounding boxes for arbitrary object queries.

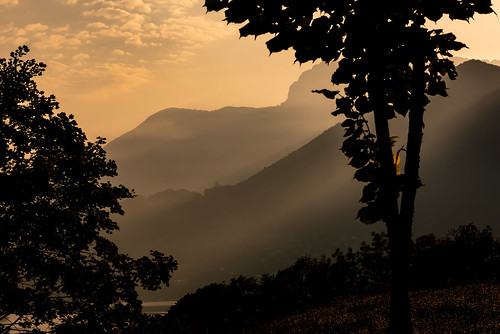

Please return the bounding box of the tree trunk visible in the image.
[368,53,413,333]
[386,218,412,334]
[387,54,428,334]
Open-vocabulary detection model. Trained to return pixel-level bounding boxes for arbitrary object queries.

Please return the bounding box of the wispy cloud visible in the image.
[156,0,199,16]
[111,48,131,56]
[0,23,91,50]
[87,0,153,13]
[85,0,200,16]
[43,60,152,96]
[0,0,239,137]
[0,0,18,7]
[72,53,90,66]
[157,16,232,44]
[0,0,229,63]
[83,7,146,24]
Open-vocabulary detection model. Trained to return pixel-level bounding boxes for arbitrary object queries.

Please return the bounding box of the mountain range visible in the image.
[110,60,500,300]
[105,62,335,195]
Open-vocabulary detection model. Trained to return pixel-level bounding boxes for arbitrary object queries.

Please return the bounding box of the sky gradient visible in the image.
[0,0,499,140]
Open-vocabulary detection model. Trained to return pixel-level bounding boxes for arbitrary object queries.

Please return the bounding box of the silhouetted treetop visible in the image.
[205,0,493,63]
[0,46,177,333]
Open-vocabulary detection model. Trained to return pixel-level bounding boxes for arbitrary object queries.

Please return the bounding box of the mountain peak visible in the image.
[281,62,337,108]
[459,59,500,71]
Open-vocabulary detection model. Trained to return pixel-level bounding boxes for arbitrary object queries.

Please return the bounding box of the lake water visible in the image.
[142,301,177,314]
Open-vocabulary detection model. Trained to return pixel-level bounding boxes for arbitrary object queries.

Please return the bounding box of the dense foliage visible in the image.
[205,0,493,225]
[162,224,499,333]
[0,47,177,333]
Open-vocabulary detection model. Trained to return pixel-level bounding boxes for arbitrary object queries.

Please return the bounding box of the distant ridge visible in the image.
[105,63,335,195]
[110,60,500,301]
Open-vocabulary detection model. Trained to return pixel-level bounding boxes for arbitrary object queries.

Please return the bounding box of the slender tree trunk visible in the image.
[368,53,413,333]
[370,97,411,333]
[400,57,426,228]
[387,55,427,334]
[368,65,400,223]
[386,218,412,333]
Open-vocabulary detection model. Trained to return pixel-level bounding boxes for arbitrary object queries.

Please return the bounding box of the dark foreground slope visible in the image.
[113,60,500,300]
[260,284,500,334]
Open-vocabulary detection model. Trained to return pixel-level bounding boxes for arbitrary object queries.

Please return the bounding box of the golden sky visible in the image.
[0,0,498,141]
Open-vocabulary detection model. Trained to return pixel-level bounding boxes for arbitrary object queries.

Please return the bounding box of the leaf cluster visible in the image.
[0,47,178,333]
[204,0,493,224]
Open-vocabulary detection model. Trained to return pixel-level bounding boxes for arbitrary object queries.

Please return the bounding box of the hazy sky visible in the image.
[0,0,499,141]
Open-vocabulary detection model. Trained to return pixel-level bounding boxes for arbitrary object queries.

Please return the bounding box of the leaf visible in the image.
[356,205,382,224]
[360,182,378,203]
[312,89,339,100]
[341,137,365,158]
[204,0,228,12]
[266,32,294,53]
[354,163,377,182]
[349,151,370,168]
[393,153,401,175]
[354,96,371,114]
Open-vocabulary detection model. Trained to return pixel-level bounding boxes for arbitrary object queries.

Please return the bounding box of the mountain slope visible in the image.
[105,63,334,195]
[112,60,500,300]
[114,125,371,299]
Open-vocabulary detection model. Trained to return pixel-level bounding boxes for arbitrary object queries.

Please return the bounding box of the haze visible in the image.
[106,60,500,299]
[0,0,499,141]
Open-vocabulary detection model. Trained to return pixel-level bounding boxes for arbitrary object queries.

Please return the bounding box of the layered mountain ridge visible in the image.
[111,60,500,300]
[105,63,335,195]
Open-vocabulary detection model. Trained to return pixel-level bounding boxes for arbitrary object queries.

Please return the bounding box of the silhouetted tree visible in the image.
[204,1,494,332]
[0,46,177,333]
[412,224,500,288]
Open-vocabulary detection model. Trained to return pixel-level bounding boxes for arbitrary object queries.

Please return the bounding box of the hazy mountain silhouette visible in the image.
[114,125,372,300]
[105,63,335,195]
[112,60,500,300]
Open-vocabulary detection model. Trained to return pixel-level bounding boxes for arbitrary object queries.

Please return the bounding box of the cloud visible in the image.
[13,36,29,46]
[83,7,146,24]
[86,23,157,46]
[86,0,200,16]
[49,62,152,96]
[32,33,87,50]
[53,25,70,33]
[88,0,152,13]
[121,21,142,32]
[72,53,90,66]
[111,49,131,56]
[0,0,230,63]
[87,21,108,29]
[125,34,152,46]
[144,50,196,64]
[0,0,235,95]
[82,10,232,51]
[158,16,234,44]
[152,0,199,16]
[52,53,66,60]
[0,0,18,6]
[0,23,91,51]
[24,23,49,32]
